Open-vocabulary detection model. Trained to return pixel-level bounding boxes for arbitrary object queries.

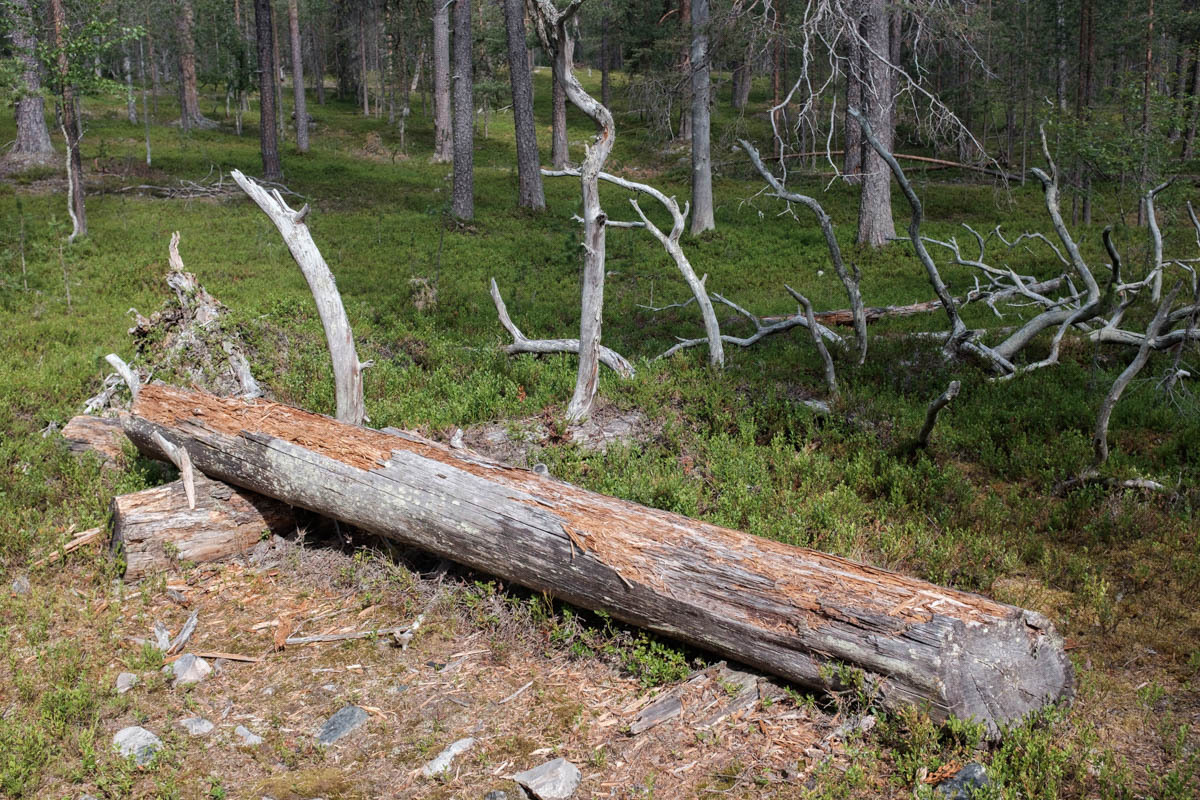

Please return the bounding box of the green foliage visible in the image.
[622,633,691,687]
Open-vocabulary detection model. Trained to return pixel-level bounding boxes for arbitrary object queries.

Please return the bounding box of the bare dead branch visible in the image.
[786,285,839,399]
[489,278,634,379]
[916,380,960,450]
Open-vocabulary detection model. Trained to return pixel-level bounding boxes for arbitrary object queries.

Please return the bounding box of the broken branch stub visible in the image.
[230,169,365,425]
[124,384,1073,733]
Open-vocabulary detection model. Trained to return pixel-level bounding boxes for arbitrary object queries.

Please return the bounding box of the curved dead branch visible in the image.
[489,278,635,379]
[739,138,867,364]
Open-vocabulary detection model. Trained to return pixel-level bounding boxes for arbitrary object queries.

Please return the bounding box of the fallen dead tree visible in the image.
[124,383,1073,732]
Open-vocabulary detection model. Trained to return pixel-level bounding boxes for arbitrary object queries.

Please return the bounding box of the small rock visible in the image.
[321,683,337,693]
[234,725,263,747]
[421,737,476,777]
[261,686,275,696]
[10,575,30,595]
[79,794,100,800]
[316,705,369,746]
[484,792,509,800]
[115,672,138,694]
[512,758,582,800]
[113,726,162,766]
[171,654,212,686]
[935,763,989,800]
[179,717,214,736]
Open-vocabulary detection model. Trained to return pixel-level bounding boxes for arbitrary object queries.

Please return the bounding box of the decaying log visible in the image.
[111,472,295,580]
[61,415,130,465]
[124,384,1073,732]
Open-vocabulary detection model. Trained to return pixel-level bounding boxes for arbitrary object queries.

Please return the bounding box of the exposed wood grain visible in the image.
[111,472,295,580]
[125,384,1073,732]
[61,415,129,466]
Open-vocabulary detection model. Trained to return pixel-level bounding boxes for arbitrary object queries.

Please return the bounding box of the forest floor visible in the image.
[1,70,1199,799]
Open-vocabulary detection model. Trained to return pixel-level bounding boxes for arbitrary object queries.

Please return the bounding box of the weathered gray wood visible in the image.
[124,385,1073,732]
[630,692,683,734]
[112,471,295,580]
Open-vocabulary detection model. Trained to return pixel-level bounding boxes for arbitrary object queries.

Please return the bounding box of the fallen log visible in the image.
[112,472,295,580]
[123,385,1072,731]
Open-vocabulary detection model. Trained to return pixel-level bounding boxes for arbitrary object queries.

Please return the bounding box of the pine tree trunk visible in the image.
[689,0,714,233]
[731,44,752,110]
[502,0,545,210]
[177,0,210,129]
[255,0,283,180]
[288,0,309,152]
[855,0,895,247]
[677,0,691,141]
[551,58,569,168]
[7,0,55,163]
[843,13,863,182]
[451,0,474,220]
[431,0,453,162]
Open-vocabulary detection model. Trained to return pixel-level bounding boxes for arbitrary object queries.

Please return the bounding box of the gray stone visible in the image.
[484,792,509,800]
[316,705,368,746]
[234,725,263,746]
[512,758,581,800]
[179,717,214,736]
[171,654,212,686]
[935,763,990,800]
[115,672,138,694]
[113,726,162,766]
[420,736,476,777]
[79,794,100,800]
[10,575,30,595]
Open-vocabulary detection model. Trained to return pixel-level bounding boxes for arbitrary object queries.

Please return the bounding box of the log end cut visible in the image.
[932,607,1074,734]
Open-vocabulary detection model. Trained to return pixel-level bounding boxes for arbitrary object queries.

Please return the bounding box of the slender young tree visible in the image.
[451,0,474,219]
[432,0,453,162]
[288,0,309,152]
[49,0,86,240]
[5,0,55,165]
[502,0,545,210]
[255,0,283,179]
[689,0,714,233]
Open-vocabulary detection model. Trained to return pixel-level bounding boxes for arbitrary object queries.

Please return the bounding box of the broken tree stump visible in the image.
[62,415,130,466]
[123,385,1073,731]
[112,472,295,580]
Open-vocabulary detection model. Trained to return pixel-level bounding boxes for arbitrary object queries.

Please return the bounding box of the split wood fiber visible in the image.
[124,385,1073,731]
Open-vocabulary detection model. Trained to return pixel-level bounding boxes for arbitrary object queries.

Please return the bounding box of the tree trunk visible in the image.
[314,22,327,105]
[124,384,1075,733]
[50,0,86,240]
[601,17,612,109]
[123,48,138,124]
[731,55,752,110]
[1140,0,1155,232]
[502,0,545,211]
[677,0,692,141]
[855,0,895,247]
[288,0,309,152]
[551,57,569,168]
[1054,0,1068,113]
[177,0,211,130]
[432,0,453,163]
[255,0,283,180]
[112,473,295,581]
[689,0,715,234]
[451,0,474,220]
[6,0,55,163]
[1185,44,1200,159]
[843,15,863,182]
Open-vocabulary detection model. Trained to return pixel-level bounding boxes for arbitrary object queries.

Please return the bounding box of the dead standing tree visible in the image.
[528,0,616,422]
